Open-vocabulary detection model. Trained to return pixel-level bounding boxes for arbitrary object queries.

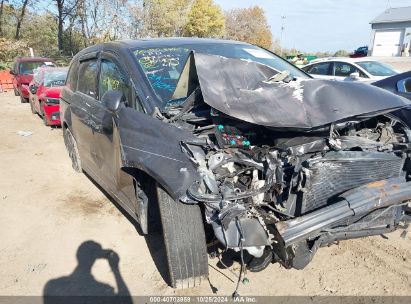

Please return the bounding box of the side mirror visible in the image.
[9,70,16,76]
[29,85,38,94]
[397,77,411,93]
[349,72,360,80]
[102,90,123,112]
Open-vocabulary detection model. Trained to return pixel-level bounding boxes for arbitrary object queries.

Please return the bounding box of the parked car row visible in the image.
[9,39,411,291]
[10,57,67,127]
[29,67,68,126]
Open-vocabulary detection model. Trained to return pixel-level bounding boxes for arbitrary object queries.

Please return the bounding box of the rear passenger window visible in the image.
[66,60,79,91]
[77,60,98,98]
[306,63,331,75]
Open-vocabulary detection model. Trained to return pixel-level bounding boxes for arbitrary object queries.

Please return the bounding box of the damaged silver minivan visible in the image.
[61,38,411,289]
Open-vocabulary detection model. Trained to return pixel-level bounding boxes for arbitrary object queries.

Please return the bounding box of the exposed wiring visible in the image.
[232,217,248,298]
[216,249,239,279]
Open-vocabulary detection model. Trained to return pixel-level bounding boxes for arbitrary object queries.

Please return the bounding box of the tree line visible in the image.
[0,0,276,68]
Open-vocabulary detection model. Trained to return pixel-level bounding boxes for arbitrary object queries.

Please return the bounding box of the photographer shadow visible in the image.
[43,240,132,304]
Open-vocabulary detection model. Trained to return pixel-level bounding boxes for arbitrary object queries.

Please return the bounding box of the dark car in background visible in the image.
[349,46,368,58]
[373,70,411,101]
[10,57,56,103]
[29,67,67,126]
[61,38,411,289]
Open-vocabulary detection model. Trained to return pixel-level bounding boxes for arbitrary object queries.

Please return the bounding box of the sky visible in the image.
[215,0,411,53]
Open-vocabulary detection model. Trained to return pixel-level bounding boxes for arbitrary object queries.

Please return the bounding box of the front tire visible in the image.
[63,127,82,172]
[30,99,37,114]
[40,103,49,126]
[14,88,19,96]
[156,185,208,288]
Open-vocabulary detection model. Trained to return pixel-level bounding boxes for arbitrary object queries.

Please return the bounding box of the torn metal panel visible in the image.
[192,53,411,129]
[117,107,201,200]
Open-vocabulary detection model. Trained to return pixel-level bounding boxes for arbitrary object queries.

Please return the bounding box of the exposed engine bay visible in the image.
[158,53,411,271]
[171,105,411,269]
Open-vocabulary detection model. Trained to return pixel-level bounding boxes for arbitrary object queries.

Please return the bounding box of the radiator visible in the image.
[301,151,404,214]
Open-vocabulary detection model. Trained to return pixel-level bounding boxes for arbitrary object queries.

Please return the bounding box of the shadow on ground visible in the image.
[80,173,170,286]
[43,240,132,304]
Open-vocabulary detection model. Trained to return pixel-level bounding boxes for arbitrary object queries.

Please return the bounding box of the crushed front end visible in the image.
[179,113,411,269]
[161,53,411,272]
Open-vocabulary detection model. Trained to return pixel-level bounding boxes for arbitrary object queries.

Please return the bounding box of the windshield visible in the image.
[356,61,397,77]
[133,43,308,105]
[43,70,67,87]
[19,61,54,75]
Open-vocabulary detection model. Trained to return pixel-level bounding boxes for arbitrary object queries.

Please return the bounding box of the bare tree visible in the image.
[14,0,29,39]
[0,0,5,36]
[54,0,79,51]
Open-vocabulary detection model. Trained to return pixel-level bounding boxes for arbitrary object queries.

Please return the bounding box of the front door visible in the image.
[86,52,136,213]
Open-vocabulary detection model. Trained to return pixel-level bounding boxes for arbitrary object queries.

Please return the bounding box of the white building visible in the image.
[369,6,411,56]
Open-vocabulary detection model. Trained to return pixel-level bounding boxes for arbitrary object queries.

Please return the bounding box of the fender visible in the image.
[116,107,201,201]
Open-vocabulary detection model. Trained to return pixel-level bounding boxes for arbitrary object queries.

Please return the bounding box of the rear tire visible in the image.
[156,185,208,288]
[63,127,82,172]
[20,95,28,103]
[14,88,19,96]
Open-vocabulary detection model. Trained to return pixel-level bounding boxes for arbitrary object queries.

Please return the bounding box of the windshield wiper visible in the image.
[169,87,201,123]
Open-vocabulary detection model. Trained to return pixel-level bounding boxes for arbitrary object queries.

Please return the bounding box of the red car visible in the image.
[29,67,67,126]
[10,57,56,103]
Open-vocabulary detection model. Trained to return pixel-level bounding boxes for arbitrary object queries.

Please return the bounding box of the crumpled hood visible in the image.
[192,53,411,129]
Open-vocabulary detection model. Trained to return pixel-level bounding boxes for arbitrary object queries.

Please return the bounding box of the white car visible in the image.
[302,57,398,82]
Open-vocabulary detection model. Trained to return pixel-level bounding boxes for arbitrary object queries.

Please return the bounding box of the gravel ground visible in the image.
[0,88,410,298]
[375,57,411,72]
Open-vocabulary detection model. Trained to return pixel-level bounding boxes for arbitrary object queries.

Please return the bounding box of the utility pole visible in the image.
[280,15,286,57]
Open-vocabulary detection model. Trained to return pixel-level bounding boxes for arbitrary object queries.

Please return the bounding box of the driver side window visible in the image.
[99,60,130,105]
[334,62,366,78]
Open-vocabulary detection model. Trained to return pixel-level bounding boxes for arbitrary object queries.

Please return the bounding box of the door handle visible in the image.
[86,119,101,133]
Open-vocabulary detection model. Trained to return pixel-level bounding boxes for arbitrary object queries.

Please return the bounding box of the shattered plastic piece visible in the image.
[17,131,33,137]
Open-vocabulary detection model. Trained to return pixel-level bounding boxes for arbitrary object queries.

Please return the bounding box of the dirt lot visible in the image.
[374,57,411,72]
[0,91,410,297]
